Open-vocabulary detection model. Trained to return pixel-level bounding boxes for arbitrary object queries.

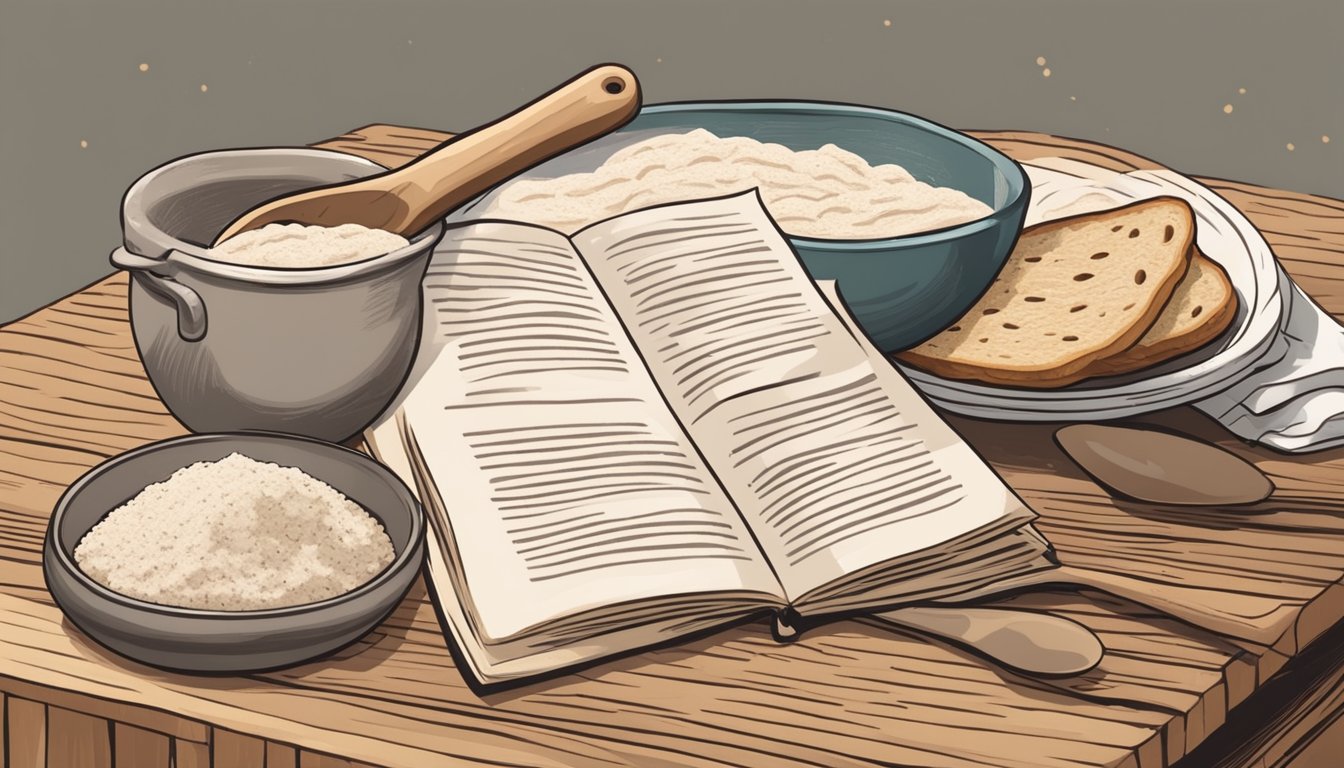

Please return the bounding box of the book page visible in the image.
[398,221,783,644]
[572,192,1037,602]
[367,417,770,683]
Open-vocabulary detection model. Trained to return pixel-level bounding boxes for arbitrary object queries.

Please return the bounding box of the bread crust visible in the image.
[897,196,1196,389]
[1082,250,1236,376]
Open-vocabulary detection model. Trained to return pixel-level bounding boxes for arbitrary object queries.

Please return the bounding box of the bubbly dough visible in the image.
[483,128,994,239]
[210,222,408,268]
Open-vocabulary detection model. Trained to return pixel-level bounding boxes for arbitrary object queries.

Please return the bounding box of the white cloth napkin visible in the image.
[1196,278,1344,452]
[1024,159,1344,453]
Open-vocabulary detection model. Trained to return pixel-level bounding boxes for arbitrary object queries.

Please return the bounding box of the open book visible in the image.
[367,190,1056,684]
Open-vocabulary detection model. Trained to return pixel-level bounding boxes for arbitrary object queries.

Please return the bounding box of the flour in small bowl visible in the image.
[482,128,994,239]
[73,452,395,611]
[209,222,409,268]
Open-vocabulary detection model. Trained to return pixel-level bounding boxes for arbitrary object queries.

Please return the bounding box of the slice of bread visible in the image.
[897,196,1195,388]
[1082,249,1236,376]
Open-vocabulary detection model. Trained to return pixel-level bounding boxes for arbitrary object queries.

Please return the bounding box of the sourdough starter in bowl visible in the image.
[482,128,993,238]
[210,222,410,268]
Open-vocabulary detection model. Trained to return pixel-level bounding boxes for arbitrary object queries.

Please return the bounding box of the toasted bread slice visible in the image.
[897,196,1196,388]
[1083,249,1236,376]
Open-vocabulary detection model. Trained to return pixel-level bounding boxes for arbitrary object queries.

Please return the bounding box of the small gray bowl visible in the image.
[43,433,425,673]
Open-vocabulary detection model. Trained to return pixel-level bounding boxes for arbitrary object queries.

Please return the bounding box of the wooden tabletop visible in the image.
[2,125,1344,768]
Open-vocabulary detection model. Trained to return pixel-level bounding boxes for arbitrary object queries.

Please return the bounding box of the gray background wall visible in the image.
[1,0,1340,323]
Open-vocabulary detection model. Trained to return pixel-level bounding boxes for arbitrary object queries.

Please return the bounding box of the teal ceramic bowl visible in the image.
[463,101,1029,352]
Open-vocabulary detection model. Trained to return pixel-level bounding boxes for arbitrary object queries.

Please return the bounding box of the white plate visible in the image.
[895,157,1287,421]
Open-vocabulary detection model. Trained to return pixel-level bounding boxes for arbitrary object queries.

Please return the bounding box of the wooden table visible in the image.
[2,126,1344,768]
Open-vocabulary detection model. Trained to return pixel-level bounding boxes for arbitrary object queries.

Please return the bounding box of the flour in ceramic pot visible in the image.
[209,222,409,267]
[73,452,395,611]
[482,128,994,238]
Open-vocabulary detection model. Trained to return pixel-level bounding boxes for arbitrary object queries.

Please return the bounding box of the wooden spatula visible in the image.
[213,64,641,245]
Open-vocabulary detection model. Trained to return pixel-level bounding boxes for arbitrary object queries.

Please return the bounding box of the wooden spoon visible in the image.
[775,605,1104,676]
[213,64,641,245]
[872,606,1104,677]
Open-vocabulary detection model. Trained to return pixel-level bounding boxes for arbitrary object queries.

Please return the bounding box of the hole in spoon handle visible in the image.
[387,63,642,236]
[582,65,639,118]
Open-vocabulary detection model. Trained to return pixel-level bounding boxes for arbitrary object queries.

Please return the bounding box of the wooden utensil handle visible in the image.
[391,64,640,235]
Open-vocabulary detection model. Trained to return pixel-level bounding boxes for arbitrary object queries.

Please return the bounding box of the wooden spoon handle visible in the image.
[872,606,1104,677]
[388,64,640,235]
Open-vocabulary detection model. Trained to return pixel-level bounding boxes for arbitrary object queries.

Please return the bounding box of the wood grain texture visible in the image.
[0,674,210,742]
[1284,730,1344,768]
[1181,618,1344,767]
[47,706,111,768]
[213,728,266,768]
[301,752,382,768]
[114,723,171,768]
[0,124,1343,768]
[173,737,210,768]
[6,699,44,768]
[267,741,300,768]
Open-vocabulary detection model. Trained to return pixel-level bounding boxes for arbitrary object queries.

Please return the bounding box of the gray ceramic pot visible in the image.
[112,148,443,443]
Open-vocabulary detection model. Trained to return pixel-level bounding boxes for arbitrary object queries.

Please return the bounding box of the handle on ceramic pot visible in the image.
[110,247,208,342]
